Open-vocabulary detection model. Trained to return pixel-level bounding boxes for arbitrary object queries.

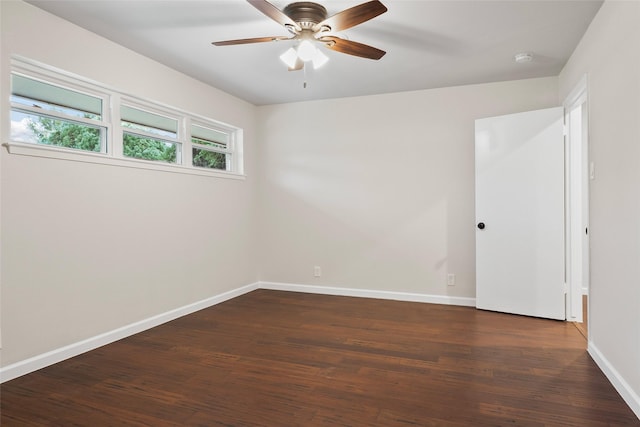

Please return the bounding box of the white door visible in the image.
[475,107,565,320]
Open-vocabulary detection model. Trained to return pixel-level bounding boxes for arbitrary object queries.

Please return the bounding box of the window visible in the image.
[191,124,232,171]
[7,58,244,179]
[10,73,108,153]
[121,104,180,164]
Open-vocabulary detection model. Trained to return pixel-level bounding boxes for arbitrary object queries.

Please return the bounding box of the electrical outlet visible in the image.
[447,273,456,286]
[314,266,321,277]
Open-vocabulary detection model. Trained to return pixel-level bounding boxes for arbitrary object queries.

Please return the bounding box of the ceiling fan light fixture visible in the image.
[297,40,317,62]
[281,40,330,70]
[280,47,299,68]
[312,48,329,69]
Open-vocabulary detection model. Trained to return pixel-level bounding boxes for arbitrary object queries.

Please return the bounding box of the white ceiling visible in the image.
[26,0,603,106]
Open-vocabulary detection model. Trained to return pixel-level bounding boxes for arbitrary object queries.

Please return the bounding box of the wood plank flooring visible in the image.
[2,290,638,426]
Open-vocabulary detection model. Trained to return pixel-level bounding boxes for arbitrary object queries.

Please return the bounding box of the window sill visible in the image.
[3,142,246,180]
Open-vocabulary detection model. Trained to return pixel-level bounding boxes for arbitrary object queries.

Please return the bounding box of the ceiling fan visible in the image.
[212,0,388,71]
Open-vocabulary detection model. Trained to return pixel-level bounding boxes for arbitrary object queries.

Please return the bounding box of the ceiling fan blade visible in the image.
[212,36,291,46]
[319,36,386,60]
[247,0,301,32]
[313,0,387,33]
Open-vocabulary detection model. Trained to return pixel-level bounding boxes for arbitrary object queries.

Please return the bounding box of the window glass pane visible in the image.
[192,147,227,170]
[10,110,102,152]
[11,74,102,119]
[123,132,178,163]
[121,105,177,138]
[192,124,229,148]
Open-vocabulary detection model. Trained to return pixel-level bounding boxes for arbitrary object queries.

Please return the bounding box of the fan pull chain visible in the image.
[303,64,307,89]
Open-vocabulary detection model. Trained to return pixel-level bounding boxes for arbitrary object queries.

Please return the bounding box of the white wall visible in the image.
[257,77,558,298]
[559,0,640,414]
[0,1,258,366]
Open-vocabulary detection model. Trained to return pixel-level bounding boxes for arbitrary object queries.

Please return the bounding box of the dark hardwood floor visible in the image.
[2,290,638,426]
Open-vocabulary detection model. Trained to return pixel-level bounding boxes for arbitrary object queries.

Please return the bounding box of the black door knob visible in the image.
[477,222,485,230]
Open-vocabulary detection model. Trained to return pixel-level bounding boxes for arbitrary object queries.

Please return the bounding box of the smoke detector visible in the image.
[514,52,533,63]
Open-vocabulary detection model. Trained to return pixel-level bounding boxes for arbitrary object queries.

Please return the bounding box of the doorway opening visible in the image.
[564,75,589,336]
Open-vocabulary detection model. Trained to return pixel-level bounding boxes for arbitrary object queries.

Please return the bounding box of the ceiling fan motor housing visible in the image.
[283,2,328,29]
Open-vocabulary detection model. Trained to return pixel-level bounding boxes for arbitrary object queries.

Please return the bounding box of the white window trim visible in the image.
[10,64,112,155]
[10,105,110,154]
[10,104,106,129]
[119,97,182,165]
[2,141,244,180]
[190,118,238,173]
[6,56,245,180]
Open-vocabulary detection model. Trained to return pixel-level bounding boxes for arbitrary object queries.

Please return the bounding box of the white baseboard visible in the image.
[0,282,259,384]
[259,281,477,307]
[588,342,640,420]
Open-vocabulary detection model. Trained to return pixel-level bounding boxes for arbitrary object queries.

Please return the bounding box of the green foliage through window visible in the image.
[27,116,101,152]
[123,133,177,163]
[193,147,226,170]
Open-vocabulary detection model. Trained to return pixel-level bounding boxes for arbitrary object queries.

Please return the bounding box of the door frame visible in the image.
[563,74,590,326]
